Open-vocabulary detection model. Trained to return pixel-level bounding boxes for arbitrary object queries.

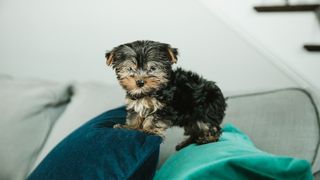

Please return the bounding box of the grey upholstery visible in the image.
[224,88,320,174]
[0,77,72,180]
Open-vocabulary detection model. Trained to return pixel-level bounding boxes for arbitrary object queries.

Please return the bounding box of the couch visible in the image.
[0,74,319,179]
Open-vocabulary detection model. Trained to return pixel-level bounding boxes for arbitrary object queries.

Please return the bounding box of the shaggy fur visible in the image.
[106,40,227,150]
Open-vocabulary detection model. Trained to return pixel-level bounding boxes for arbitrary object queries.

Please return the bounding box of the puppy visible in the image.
[106,40,227,150]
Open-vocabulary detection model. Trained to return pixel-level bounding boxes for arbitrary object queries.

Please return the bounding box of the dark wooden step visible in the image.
[304,44,320,52]
[254,4,320,12]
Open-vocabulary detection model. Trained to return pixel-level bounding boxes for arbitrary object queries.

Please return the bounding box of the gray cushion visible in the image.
[0,76,71,180]
[224,88,319,174]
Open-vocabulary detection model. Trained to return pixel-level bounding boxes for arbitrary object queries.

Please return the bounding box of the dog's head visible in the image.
[106,40,178,97]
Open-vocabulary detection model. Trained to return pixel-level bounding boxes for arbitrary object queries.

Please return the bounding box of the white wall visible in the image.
[200,0,320,90]
[0,0,296,92]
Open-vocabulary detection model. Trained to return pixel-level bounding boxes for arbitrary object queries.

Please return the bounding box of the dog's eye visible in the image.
[128,67,134,71]
[149,66,156,72]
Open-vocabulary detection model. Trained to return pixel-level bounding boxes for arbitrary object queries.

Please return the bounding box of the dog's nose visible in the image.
[136,80,145,87]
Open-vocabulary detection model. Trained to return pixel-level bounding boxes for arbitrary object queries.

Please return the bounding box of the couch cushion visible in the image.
[155,124,312,180]
[224,88,319,173]
[31,82,124,171]
[0,75,71,180]
[28,106,162,180]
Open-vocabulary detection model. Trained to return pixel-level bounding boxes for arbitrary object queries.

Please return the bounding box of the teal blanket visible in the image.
[155,124,312,180]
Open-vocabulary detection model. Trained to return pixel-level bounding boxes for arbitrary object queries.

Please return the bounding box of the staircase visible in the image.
[200,0,320,91]
[254,2,320,52]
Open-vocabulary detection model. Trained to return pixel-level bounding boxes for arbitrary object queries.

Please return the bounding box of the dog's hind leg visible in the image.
[176,121,221,150]
[175,136,195,151]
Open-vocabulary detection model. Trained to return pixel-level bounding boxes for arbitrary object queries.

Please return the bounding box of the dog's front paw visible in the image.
[142,128,165,138]
[113,124,124,128]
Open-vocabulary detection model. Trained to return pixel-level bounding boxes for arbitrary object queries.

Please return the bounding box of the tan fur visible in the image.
[113,114,144,130]
[126,113,144,129]
[119,77,137,91]
[143,72,169,92]
[144,77,162,90]
[106,52,114,66]
[115,115,169,137]
[142,116,169,137]
[168,49,177,64]
[142,116,154,129]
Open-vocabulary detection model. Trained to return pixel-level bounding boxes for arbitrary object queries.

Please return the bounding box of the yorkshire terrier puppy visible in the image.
[106,40,226,150]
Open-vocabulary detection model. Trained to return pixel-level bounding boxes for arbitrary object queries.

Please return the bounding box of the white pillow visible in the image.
[31,82,125,172]
[0,76,71,180]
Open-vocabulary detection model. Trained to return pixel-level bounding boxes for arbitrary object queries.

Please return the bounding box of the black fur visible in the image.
[106,40,227,150]
[157,68,226,127]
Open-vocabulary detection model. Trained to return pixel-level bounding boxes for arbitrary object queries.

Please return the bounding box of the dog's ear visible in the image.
[168,47,178,64]
[105,51,114,66]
